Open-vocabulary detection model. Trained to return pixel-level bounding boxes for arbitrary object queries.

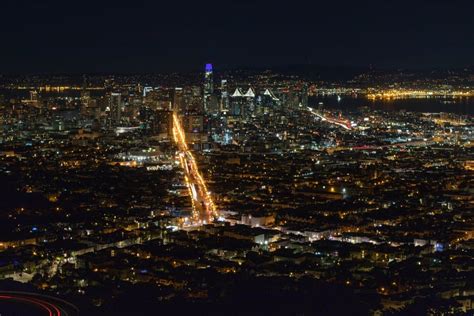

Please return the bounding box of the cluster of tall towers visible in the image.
[201,63,309,118]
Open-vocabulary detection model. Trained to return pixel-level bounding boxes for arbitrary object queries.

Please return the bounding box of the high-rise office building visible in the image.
[301,83,308,107]
[173,87,184,112]
[109,92,122,126]
[203,63,213,112]
[220,79,229,113]
[230,88,244,117]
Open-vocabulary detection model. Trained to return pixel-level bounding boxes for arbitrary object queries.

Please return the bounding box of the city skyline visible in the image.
[0,1,473,315]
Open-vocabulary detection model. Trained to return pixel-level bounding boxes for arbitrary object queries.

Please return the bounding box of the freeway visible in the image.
[307,107,352,130]
[173,112,218,225]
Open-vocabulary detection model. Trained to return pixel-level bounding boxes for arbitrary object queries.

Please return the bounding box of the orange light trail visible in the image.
[172,112,218,225]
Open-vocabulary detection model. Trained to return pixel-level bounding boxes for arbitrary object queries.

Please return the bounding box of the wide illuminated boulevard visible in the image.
[172,112,218,226]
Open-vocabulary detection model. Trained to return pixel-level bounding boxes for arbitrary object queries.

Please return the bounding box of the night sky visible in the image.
[1,0,473,73]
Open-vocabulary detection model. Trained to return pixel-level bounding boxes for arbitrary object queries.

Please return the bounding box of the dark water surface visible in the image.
[309,96,473,115]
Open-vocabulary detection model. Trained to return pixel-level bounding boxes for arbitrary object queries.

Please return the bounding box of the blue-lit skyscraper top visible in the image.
[203,63,214,112]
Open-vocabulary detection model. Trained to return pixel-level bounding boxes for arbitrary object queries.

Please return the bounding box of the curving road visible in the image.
[307,107,352,130]
[0,291,79,316]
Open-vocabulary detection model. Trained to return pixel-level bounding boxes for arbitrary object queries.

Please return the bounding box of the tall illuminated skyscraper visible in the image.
[220,79,229,113]
[173,87,184,112]
[109,92,122,126]
[301,83,308,107]
[203,63,213,112]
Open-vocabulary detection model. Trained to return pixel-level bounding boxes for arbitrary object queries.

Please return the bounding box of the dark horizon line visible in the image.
[1,63,473,77]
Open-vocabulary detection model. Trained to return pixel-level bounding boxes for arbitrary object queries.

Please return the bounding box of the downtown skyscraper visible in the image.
[203,63,213,113]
